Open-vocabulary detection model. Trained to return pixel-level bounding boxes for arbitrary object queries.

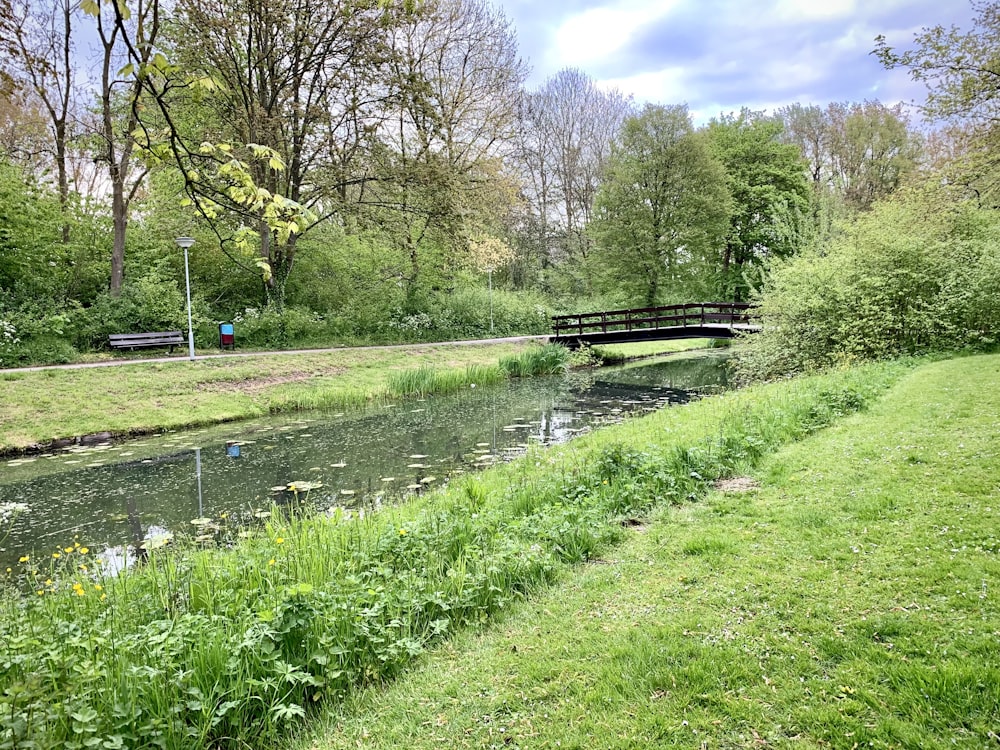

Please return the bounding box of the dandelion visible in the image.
[18,555,29,563]
[36,590,43,596]
[268,558,276,566]
[275,537,285,545]
[80,547,89,555]
[44,579,53,586]
[399,528,408,536]
[79,565,88,572]
[100,594,107,601]
[63,546,73,554]
[93,584,103,591]
[52,553,61,559]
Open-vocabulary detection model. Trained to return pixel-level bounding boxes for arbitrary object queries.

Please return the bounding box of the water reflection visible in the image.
[0,352,728,565]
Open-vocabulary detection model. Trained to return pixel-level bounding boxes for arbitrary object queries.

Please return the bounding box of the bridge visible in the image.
[550,302,759,348]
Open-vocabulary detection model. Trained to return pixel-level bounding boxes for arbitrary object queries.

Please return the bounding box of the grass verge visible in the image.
[300,353,1000,749]
[0,356,909,749]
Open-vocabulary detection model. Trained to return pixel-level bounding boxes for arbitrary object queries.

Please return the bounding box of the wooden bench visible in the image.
[108,331,185,352]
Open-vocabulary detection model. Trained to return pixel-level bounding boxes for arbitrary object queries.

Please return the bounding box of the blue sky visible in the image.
[497,0,976,121]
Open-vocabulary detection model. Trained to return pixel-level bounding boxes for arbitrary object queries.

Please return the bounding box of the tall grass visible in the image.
[0,360,907,750]
[499,343,570,377]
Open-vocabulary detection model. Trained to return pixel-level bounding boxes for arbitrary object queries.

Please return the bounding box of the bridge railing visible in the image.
[551,302,751,336]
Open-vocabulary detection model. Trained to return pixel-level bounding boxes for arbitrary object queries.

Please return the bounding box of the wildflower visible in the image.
[75,588,85,597]
[5,567,10,573]
[36,590,44,596]
[79,547,89,555]
[398,528,408,536]
[100,594,107,601]
[18,555,29,563]
[93,584,103,591]
[79,565,88,572]
[268,559,276,566]
[73,542,80,548]
[275,537,285,545]
[45,579,53,586]
[52,553,61,559]
[63,546,73,554]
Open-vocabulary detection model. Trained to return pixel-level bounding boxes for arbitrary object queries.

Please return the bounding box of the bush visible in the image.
[72,268,191,350]
[229,306,330,348]
[734,186,1000,381]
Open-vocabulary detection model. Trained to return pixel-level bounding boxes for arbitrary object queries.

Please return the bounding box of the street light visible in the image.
[175,236,196,360]
[485,265,494,334]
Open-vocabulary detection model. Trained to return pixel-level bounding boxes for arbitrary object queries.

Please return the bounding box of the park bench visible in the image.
[108,331,185,352]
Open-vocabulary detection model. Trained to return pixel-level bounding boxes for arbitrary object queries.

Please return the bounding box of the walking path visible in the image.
[1,335,550,373]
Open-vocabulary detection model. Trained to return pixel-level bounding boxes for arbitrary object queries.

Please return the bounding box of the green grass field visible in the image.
[301,354,1000,749]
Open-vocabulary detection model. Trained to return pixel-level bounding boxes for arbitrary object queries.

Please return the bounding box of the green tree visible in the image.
[875,1,1000,204]
[705,111,810,301]
[590,104,732,306]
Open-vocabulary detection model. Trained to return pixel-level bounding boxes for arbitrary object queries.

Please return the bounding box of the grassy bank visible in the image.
[0,342,554,453]
[0,357,909,749]
[301,353,1000,749]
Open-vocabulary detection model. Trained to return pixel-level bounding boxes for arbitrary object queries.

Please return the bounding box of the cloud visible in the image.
[501,0,978,115]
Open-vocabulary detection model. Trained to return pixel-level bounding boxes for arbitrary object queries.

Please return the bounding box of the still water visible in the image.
[0,352,729,565]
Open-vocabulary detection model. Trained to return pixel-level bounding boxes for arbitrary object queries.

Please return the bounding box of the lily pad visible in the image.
[408,454,428,459]
[419,476,436,484]
[330,462,347,468]
[190,517,214,526]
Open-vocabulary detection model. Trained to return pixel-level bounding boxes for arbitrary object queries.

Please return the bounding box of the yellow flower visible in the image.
[268,559,276,566]
[18,555,29,563]
[94,584,103,591]
[45,579,53,586]
[36,590,44,596]
[5,567,11,573]
[79,547,89,555]
[275,537,285,545]
[63,546,73,554]
[52,553,61,559]
[74,542,80,548]
[79,565,88,572]
[398,528,408,536]
[100,594,107,601]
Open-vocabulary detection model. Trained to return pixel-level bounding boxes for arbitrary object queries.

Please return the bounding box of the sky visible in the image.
[497,0,977,122]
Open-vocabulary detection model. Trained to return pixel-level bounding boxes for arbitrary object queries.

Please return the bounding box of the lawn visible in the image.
[301,353,1000,749]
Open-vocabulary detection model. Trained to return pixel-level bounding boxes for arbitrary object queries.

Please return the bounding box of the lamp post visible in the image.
[175,236,196,360]
[486,265,494,334]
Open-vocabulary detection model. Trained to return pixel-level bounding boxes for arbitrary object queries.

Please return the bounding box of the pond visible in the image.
[0,351,730,566]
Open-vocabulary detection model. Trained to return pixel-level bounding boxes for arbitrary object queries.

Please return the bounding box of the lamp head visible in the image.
[175,236,196,249]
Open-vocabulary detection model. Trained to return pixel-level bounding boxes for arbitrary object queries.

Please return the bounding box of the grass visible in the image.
[591,338,717,362]
[0,341,536,453]
[299,353,1000,749]
[0,356,909,750]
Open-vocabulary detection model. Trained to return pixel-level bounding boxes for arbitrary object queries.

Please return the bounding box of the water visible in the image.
[0,352,729,565]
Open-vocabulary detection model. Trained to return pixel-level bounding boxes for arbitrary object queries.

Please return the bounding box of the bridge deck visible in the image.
[550,302,758,348]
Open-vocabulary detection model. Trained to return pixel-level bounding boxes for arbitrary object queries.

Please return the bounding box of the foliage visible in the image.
[0,358,903,750]
[590,104,732,305]
[705,111,811,301]
[734,183,1000,381]
[875,2,1000,204]
[73,268,191,349]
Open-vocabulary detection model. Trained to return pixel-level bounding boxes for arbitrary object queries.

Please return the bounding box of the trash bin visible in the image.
[219,322,235,350]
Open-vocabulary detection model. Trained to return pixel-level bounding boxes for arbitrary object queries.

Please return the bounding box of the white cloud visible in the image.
[772,0,858,23]
[595,67,690,104]
[550,0,681,68]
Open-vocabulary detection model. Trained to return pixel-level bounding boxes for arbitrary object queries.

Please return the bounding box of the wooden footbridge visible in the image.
[550,302,758,348]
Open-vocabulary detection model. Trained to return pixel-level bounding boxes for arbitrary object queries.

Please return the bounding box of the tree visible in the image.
[706,111,810,301]
[365,0,526,302]
[590,104,732,306]
[875,1,1000,204]
[164,0,405,309]
[514,69,632,285]
[0,0,80,242]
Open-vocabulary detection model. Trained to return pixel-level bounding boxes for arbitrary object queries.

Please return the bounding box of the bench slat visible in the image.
[109,331,185,350]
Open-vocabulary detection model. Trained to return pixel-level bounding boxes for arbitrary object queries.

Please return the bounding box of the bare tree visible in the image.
[369,0,527,297]
[0,0,80,242]
[515,68,633,273]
